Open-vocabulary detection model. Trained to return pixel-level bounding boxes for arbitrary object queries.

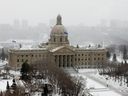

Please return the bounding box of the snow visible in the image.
[0,39,35,44]
[50,46,64,52]
[109,50,128,63]
[86,78,121,96]
[9,70,21,77]
[80,69,126,96]
[69,68,123,96]
[0,60,8,68]
[0,79,12,91]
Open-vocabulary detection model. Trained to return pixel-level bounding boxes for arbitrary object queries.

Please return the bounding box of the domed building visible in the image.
[8,15,107,69]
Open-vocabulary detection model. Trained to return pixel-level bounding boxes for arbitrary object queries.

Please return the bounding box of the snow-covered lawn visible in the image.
[0,79,12,91]
[68,68,123,96]
[78,69,128,96]
[86,77,121,96]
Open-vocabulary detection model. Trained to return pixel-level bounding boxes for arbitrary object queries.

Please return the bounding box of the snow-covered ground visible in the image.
[0,79,12,91]
[67,68,124,96]
[78,69,128,96]
[0,60,8,67]
[86,78,121,96]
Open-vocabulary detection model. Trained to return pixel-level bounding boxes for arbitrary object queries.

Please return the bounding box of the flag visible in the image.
[64,32,68,34]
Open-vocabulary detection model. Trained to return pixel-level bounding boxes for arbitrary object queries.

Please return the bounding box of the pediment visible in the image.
[50,46,75,54]
[57,47,74,53]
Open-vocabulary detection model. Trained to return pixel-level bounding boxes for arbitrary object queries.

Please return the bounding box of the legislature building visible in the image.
[8,15,107,69]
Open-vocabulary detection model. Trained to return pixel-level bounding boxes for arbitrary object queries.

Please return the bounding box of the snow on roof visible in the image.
[19,45,33,50]
[0,39,35,43]
[10,47,47,52]
[50,46,64,52]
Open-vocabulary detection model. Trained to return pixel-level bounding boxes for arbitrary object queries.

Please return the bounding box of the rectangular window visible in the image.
[60,37,62,42]
[17,59,19,62]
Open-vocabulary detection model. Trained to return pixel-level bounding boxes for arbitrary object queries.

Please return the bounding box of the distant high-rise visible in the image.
[13,19,20,29]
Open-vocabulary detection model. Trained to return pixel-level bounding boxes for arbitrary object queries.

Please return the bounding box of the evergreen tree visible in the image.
[76,44,79,48]
[98,44,101,48]
[12,79,17,89]
[125,60,127,64]
[0,48,5,61]
[88,44,91,48]
[126,77,128,87]
[20,60,30,80]
[113,53,117,62]
[123,45,127,61]
[6,81,9,90]
[0,91,3,96]
[106,51,111,59]
[19,44,22,48]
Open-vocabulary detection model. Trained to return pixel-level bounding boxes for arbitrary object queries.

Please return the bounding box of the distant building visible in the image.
[8,15,107,69]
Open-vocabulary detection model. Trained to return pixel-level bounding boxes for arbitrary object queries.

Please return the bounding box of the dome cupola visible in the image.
[56,14,62,25]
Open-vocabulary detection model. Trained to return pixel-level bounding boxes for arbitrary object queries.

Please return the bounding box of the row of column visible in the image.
[55,55,75,67]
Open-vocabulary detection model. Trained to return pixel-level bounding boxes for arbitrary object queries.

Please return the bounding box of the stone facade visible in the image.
[8,15,107,69]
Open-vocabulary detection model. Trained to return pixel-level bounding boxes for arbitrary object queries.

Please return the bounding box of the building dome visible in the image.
[51,25,67,35]
[51,15,67,35]
[48,15,69,47]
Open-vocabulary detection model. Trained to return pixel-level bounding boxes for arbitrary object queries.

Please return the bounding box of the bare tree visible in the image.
[28,57,83,96]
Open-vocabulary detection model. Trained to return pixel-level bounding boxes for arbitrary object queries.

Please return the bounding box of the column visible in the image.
[61,55,63,67]
[59,55,61,67]
[72,55,75,66]
[56,55,59,67]
[69,55,71,67]
[63,55,65,67]
[67,55,69,67]
[65,55,67,67]
[71,55,73,67]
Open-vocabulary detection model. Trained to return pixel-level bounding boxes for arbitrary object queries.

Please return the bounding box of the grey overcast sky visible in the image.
[0,0,128,26]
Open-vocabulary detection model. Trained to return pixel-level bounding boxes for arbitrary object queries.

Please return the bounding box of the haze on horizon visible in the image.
[0,0,128,26]
[0,0,128,46]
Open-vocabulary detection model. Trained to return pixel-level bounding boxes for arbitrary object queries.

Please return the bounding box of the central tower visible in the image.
[48,15,69,47]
